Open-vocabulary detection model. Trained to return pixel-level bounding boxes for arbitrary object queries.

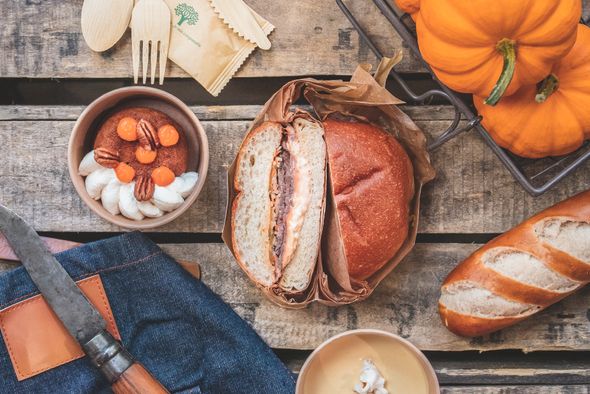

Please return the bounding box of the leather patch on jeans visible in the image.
[0,275,121,381]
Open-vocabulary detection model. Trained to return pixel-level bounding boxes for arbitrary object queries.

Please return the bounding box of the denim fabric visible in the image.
[0,232,296,394]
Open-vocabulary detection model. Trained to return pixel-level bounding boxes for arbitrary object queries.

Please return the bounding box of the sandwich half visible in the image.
[231,117,326,292]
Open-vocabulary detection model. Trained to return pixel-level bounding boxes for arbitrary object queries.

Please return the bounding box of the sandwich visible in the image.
[231,116,326,292]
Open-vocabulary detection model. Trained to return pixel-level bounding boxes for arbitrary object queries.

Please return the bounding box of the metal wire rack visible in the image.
[337,0,590,196]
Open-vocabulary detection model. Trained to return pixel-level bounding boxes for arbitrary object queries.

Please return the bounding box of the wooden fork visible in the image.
[131,0,171,85]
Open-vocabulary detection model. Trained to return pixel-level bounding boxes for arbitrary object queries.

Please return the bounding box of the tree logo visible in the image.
[175,3,198,26]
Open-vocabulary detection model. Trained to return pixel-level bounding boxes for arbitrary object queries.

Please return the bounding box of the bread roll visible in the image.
[231,118,326,292]
[323,119,414,280]
[439,190,590,337]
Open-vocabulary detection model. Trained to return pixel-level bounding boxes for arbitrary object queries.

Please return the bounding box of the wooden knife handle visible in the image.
[84,330,169,393]
[112,362,169,394]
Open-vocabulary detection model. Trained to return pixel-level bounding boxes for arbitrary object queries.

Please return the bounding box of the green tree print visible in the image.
[175,3,198,26]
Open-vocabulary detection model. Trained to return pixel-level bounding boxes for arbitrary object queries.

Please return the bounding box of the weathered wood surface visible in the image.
[3,246,589,387]
[1,105,588,234]
[2,241,588,352]
[434,365,590,386]
[281,349,590,385]
[441,386,590,394]
[3,254,590,387]
[159,243,590,352]
[0,0,412,78]
[0,105,455,121]
[3,1,589,79]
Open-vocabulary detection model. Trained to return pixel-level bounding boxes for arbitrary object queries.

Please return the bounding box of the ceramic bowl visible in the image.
[296,329,439,394]
[68,86,209,229]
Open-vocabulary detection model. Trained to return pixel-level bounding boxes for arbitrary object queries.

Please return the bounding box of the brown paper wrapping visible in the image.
[222,55,436,308]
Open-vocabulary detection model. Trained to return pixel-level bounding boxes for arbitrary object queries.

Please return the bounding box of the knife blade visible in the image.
[0,205,105,343]
[0,205,168,393]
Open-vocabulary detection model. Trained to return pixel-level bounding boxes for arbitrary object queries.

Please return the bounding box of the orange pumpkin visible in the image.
[394,0,419,19]
[416,0,580,105]
[474,25,590,159]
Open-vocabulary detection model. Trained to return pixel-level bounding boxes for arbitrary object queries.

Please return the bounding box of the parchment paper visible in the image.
[222,55,436,308]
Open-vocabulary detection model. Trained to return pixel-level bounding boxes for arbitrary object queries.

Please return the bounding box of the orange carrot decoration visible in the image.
[151,166,175,186]
[158,124,180,147]
[115,162,136,183]
[135,146,158,164]
[116,117,138,141]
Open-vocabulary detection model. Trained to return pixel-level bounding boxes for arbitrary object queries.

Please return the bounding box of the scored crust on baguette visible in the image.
[231,118,326,292]
[438,192,590,337]
[535,219,590,263]
[440,281,539,319]
[482,247,579,293]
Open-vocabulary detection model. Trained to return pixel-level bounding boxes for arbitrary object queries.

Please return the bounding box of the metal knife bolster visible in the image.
[83,330,135,383]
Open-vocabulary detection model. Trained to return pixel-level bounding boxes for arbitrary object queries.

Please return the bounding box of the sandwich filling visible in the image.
[269,125,311,278]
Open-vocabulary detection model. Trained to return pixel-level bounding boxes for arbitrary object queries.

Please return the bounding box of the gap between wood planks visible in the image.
[36,231,501,245]
[275,348,590,385]
[439,387,590,394]
[0,76,443,106]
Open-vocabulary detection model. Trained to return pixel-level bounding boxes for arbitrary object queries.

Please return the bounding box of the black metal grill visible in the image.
[337,0,590,196]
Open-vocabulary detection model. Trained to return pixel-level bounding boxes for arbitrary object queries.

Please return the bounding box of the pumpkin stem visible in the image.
[484,39,516,106]
[535,74,559,103]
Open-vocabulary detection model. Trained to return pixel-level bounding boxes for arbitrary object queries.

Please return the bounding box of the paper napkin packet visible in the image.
[165,0,274,96]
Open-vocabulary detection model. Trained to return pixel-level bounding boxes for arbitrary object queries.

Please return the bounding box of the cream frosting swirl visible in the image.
[79,150,198,221]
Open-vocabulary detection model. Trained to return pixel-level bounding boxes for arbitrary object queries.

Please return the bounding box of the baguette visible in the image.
[439,190,590,337]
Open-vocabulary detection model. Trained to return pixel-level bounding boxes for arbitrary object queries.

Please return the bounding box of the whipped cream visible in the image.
[79,150,198,221]
[354,359,389,394]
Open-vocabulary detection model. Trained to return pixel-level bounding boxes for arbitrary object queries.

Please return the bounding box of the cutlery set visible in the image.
[80,0,271,87]
[81,0,173,85]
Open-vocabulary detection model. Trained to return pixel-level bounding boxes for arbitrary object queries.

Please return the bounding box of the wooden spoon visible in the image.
[81,0,134,52]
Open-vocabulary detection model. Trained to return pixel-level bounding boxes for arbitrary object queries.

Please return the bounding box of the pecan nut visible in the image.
[134,175,155,201]
[137,119,160,151]
[94,147,120,168]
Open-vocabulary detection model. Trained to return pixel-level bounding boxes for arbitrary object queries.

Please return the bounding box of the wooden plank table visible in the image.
[1,0,589,392]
